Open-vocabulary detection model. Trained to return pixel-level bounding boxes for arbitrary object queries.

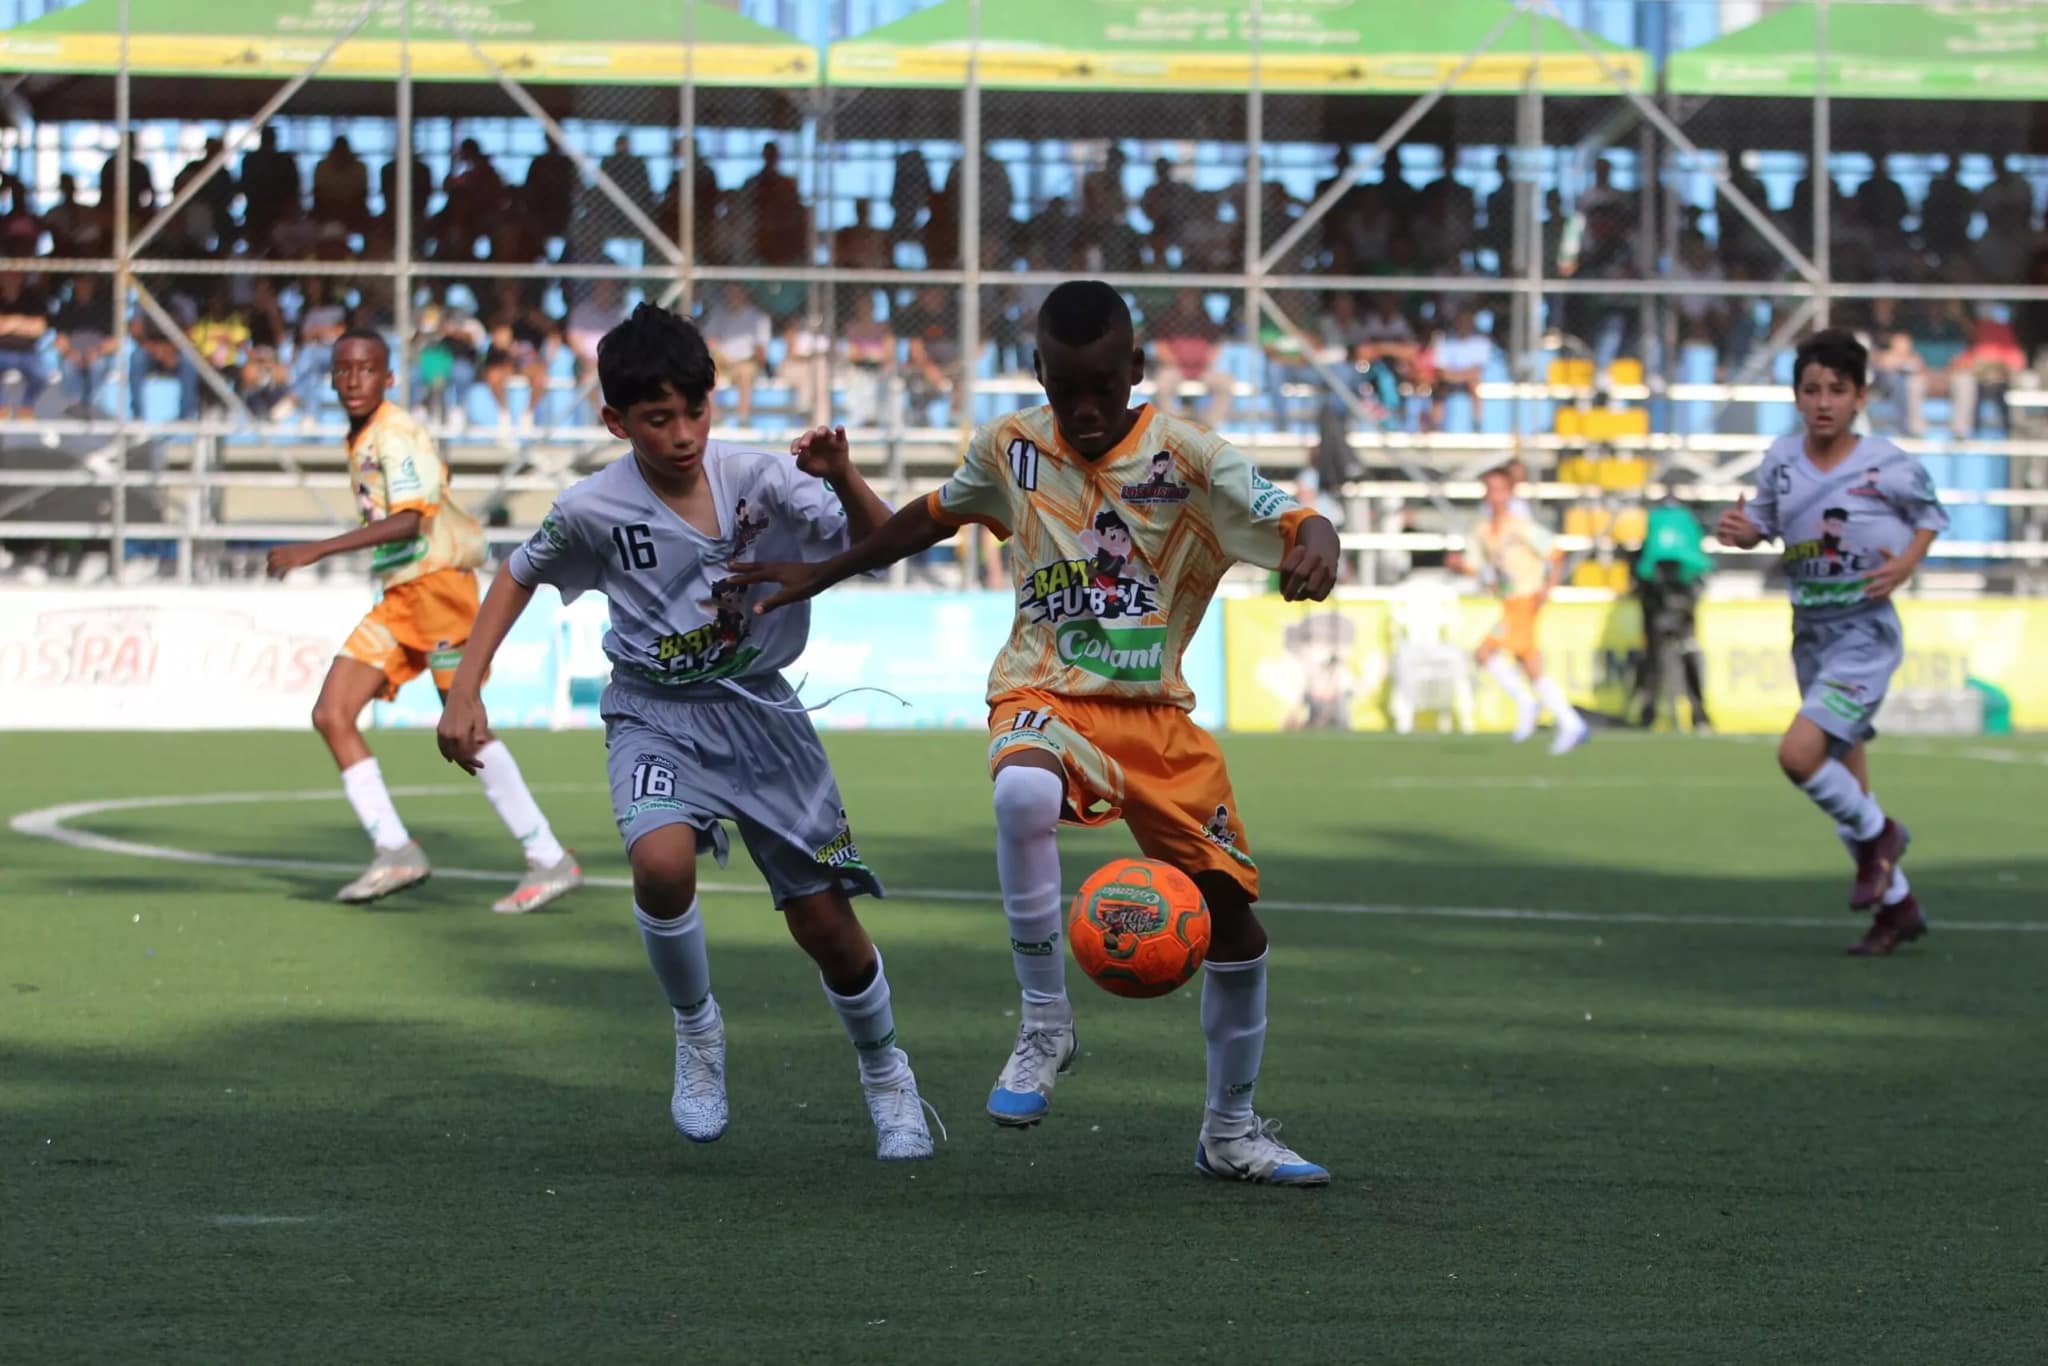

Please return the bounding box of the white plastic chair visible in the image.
[1387,576,1475,735]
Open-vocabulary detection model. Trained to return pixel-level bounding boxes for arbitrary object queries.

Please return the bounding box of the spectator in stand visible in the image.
[1354,291,1418,423]
[98,144,154,222]
[414,300,485,428]
[188,287,251,413]
[240,127,300,250]
[1413,144,1476,273]
[1669,230,1727,344]
[291,275,350,420]
[2017,244,2048,371]
[1976,159,2036,284]
[743,141,806,267]
[127,288,200,420]
[838,292,893,429]
[1139,156,1201,266]
[1861,297,1924,436]
[893,283,961,423]
[1919,157,1975,267]
[0,177,41,260]
[42,174,107,260]
[1720,159,1776,277]
[888,147,932,255]
[648,137,721,259]
[239,278,294,420]
[1481,151,1516,267]
[0,270,51,415]
[1855,158,1909,242]
[833,198,891,271]
[1079,145,1129,233]
[565,278,628,419]
[52,273,120,412]
[1148,287,1232,429]
[781,308,834,427]
[523,140,577,243]
[170,138,237,252]
[1954,306,2025,435]
[1260,297,1322,433]
[311,135,369,236]
[480,279,557,434]
[931,148,1015,268]
[698,282,772,426]
[1423,306,1494,433]
[439,138,505,260]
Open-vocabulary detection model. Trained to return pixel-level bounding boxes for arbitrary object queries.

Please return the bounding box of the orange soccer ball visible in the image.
[1067,858,1211,999]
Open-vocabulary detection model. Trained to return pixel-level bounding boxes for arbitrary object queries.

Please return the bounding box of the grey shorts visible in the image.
[601,675,884,907]
[1791,606,1903,749]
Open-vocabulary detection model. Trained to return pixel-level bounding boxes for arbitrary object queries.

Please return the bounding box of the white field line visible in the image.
[9,785,2043,935]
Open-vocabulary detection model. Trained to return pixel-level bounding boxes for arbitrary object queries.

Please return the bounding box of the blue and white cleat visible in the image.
[670,1001,729,1143]
[1195,1115,1330,1187]
[986,1014,1077,1127]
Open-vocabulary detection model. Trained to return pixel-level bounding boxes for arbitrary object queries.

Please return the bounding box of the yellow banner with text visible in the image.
[1221,597,2045,734]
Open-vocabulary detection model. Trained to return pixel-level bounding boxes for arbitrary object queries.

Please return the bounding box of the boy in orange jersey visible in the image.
[266,330,580,912]
[733,283,1341,1184]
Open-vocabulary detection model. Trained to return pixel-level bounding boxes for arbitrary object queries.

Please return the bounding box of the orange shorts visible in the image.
[340,567,480,701]
[1485,594,1543,660]
[987,688,1258,898]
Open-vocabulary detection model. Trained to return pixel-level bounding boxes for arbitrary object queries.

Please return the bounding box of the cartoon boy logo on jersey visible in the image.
[1819,506,1850,574]
[1021,509,1161,625]
[649,578,763,681]
[1203,805,1237,849]
[1121,449,1190,505]
[732,498,772,555]
[1784,505,1870,582]
[1848,466,1885,498]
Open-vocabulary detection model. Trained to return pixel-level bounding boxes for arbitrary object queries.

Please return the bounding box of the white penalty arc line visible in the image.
[10,786,2046,936]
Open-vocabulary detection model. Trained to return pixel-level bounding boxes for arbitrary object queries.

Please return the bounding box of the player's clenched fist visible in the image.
[1278,516,1341,602]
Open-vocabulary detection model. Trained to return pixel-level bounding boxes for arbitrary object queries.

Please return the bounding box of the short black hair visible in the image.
[1094,508,1129,535]
[597,302,717,410]
[1794,328,1868,390]
[335,327,390,366]
[1037,280,1132,349]
[1823,506,1848,521]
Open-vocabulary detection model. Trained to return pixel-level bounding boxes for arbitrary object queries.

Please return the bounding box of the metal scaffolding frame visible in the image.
[2,0,2046,582]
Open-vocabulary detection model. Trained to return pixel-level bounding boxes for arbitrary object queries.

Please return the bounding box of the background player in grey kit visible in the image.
[1717,329,1948,956]
[436,304,941,1159]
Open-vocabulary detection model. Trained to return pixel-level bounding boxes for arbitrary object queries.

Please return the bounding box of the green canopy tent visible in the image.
[823,0,1647,142]
[0,0,818,122]
[1666,2,2047,153]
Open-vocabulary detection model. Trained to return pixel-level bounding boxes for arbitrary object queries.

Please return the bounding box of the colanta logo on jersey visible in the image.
[1022,509,1161,625]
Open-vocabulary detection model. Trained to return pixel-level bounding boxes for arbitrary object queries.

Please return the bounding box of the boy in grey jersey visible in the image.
[1718,330,1947,956]
[437,304,938,1159]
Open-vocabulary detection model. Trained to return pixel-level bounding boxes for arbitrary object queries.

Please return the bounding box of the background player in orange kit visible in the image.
[266,329,580,912]
[732,281,1341,1185]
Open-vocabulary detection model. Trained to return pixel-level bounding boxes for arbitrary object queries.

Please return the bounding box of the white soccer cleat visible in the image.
[335,841,432,904]
[1511,704,1540,744]
[864,1064,944,1161]
[670,1002,729,1143]
[1549,718,1590,757]
[1195,1114,1330,1187]
[986,1013,1078,1127]
[491,853,584,914]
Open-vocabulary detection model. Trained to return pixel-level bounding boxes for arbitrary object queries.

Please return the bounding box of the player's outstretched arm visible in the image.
[437,571,535,774]
[1277,514,1341,602]
[730,496,954,615]
[791,424,892,542]
[265,509,422,578]
[1714,492,1765,550]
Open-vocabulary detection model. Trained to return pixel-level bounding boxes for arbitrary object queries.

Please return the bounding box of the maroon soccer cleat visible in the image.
[1849,818,1909,910]
[1846,895,1928,957]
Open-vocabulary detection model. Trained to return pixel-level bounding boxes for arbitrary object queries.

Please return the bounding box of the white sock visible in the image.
[822,949,910,1087]
[340,757,411,852]
[1533,674,1583,728]
[636,900,716,1029]
[1801,760,1885,840]
[1485,653,1537,710]
[992,765,1070,1015]
[1202,952,1268,1133]
[472,739,567,866]
[1836,815,1910,905]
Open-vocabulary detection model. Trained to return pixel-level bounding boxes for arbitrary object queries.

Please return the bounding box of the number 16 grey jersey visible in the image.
[1747,434,1947,623]
[507,441,855,688]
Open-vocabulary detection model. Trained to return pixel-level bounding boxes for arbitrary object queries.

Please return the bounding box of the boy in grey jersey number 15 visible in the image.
[437,304,940,1159]
[1717,329,1948,956]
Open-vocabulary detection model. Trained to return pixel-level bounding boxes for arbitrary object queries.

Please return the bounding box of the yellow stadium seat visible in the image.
[1571,560,1610,589]
[1555,407,1584,438]
[1608,358,1645,387]
[1613,507,1649,546]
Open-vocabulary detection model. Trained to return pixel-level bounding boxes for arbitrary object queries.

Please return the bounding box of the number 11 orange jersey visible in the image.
[927,403,1314,713]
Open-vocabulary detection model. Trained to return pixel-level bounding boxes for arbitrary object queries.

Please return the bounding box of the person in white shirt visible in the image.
[697,283,772,425]
[1427,307,1495,432]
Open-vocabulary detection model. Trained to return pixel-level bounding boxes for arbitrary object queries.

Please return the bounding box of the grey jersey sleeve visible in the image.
[1747,443,1787,540]
[767,461,854,558]
[1887,455,1950,535]
[507,492,604,601]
